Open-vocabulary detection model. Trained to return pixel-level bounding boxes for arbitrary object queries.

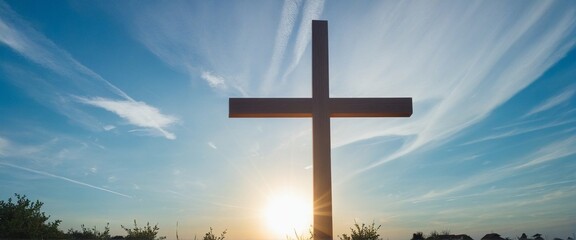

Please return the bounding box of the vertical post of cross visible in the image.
[311,20,333,240]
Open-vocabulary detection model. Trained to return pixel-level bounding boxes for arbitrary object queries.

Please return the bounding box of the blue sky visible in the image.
[1,1,575,239]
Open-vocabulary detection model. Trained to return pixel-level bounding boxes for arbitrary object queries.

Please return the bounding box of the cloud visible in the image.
[201,71,227,90]
[331,1,576,174]
[262,0,301,92]
[120,1,261,96]
[0,2,132,101]
[407,135,576,203]
[515,136,576,169]
[0,137,8,156]
[279,0,325,84]
[0,135,75,165]
[461,119,576,145]
[77,97,178,140]
[106,1,574,165]
[107,176,117,183]
[524,87,575,117]
[0,161,131,198]
[1,2,179,140]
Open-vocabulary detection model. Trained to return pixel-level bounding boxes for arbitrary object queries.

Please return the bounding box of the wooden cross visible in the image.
[229,20,412,240]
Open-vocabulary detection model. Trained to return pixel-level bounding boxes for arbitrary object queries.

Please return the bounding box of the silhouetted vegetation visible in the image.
[338,221,382,240]
[200,227,227,240]
[1,194,574,240]
[0,193,65,239]
[67,223,110,239]
[121,220,165,240]
[411,230,473,240]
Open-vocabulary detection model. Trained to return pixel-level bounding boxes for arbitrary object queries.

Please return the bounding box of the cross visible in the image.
[229,20,412,240]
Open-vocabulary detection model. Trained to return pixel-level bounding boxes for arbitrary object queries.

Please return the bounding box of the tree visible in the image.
[0,193,65,239]
[338,221,382,240]
[412,232,426,240]
[201,227,227,240]
[67,223,111,239]
[121,220,166,240]
[428,231,441,240]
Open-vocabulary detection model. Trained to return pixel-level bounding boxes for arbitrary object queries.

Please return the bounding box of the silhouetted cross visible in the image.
[229,20,412,240]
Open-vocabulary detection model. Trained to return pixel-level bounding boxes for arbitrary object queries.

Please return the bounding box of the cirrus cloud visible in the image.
[77,97,178,140]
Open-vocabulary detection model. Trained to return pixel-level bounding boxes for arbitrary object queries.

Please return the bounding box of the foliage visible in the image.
[201,227,227,240]
[0,193,65,239]
[412,232,426,240]
[121,220,166,240]
[426,230,453,240]
[338,221,382,240]
[428,230,441,240]
[67,223,111,239]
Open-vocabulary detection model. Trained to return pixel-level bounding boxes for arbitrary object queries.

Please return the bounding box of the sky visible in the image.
[1,1,575,239]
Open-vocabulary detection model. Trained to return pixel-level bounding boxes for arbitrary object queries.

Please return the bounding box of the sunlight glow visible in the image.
[263,193,312,237]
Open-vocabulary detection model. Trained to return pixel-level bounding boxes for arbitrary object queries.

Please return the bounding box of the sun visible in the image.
[263,193,312,237]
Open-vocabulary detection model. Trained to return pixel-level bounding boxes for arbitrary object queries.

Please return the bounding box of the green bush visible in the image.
[67,223,111,239]
[121,220,166,240]
[0,193,65,239]
[338,221,382,240]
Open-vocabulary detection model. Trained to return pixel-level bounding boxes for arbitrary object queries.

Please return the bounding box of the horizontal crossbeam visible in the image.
[229,98,312,117]
[229,97,412,118]
[329,98,412,117]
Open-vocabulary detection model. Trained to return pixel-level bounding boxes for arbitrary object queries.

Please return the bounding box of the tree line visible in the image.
[1,194,572,240]
[0,194,223,240]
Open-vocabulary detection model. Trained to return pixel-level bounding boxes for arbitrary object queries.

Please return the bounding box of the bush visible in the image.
[0,193,65,239]
[201,227,227,240]
[67,223,111,239]
[412,232,426,240]
[338,221,382,240]
[121,220,166,240]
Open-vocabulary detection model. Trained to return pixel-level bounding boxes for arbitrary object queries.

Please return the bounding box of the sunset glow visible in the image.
[263,193,312,237]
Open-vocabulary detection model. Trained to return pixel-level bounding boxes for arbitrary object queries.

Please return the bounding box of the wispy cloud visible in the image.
[77,97,178,140]
[279,0,325,84]
[121,1,256,96]
[0,137,7,156]
[201,71,227,90]
[262,0,301,92]
[334,1,576,173]
[0,2,176,139]
[406,135,576,203]
[0,162,132,198]
[0,2,132,101]
[515,135,576,169]
[524,87,575,117]
[461,119,576,145]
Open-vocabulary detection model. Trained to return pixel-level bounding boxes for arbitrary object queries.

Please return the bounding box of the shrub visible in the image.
[121,220,166,240]
[338,221,382,240]
[0,193,65,239]
[67,223,111,239]
[201,227,227,240]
